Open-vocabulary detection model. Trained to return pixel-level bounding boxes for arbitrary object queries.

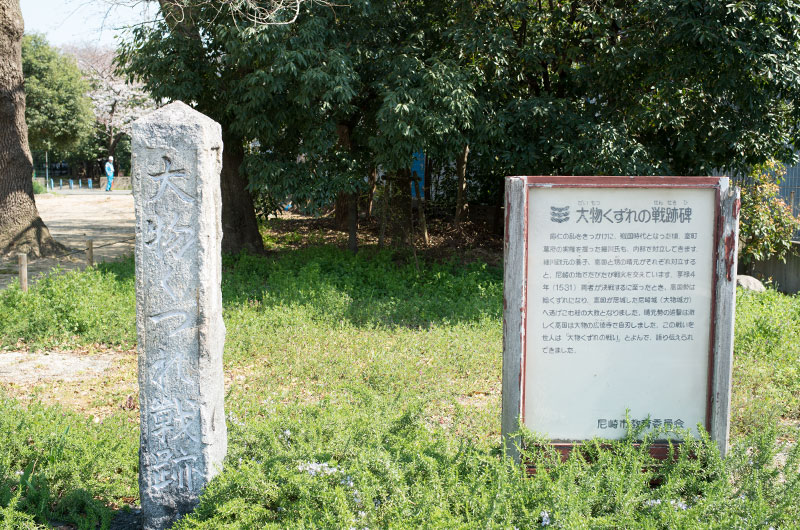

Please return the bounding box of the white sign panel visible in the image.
[524,187,716,440]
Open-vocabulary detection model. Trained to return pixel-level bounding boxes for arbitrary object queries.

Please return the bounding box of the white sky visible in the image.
[20,0,157,48]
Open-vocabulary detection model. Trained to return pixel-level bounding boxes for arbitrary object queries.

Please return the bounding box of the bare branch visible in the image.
[97,0,345,27]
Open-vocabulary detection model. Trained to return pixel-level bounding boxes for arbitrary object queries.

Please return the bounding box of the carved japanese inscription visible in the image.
[132,102,226,530]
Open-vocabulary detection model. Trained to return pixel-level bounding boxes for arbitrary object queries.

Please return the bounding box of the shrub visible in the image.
[737,160,800,272]
[31,179,46,195]
[0,260,136,348]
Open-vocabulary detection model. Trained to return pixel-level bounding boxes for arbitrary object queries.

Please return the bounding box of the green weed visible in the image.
[0,243,798,527]
[0,260,136,349]
[173,396,800,529]
[732,288,800,437]
[0,395,138,528]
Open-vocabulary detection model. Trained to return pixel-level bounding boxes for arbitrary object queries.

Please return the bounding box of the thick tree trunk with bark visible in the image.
[0,0,62,257]
[220,134,265,254]
[454,144,470,229]
[157,2,263,255]
[334,191,350,230]
[333,123,358,252]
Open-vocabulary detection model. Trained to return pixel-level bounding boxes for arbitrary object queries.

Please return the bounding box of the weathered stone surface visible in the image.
[132,101,226,530]
[736,274,766,292]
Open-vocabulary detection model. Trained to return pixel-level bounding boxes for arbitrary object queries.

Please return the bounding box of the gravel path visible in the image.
[0,191,135,290]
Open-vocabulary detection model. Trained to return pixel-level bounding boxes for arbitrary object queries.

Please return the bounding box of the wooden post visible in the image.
[710,184,741,457]
[17,253,27,292]
[501,177,527,462]
[86,239,94,268]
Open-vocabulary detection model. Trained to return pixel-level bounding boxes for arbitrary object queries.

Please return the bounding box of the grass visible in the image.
[0,261,136,349]
[0,218,798,527]
[0,398,138,529]
[733,288,800,439]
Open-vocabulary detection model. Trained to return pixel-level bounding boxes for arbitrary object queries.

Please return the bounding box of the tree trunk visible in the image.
[366,167,377,218]
[0,0,63,257]
[454,144,470,229]
[412,178,429,246]
[334,191,350,231]
[395,168,413,246]
[423,155,432,203]
[378,180,389,248]
[347,192,358,253]
[220,133,265,254]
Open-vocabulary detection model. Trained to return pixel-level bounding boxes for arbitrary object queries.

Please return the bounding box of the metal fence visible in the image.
[781,165,800,241]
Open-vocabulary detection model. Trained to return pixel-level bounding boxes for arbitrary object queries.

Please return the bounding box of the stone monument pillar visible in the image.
[132,102,227,529]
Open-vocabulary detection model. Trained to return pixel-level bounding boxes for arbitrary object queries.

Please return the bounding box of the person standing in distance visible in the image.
[105,156,115,191]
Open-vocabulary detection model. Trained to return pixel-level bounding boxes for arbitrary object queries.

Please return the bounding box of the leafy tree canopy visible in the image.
[119,0,800,214]
[463,0,800,179]
[22,34,94,153]
[119,0,479,213]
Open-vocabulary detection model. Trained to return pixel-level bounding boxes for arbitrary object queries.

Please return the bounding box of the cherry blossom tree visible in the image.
[62,42,154,168]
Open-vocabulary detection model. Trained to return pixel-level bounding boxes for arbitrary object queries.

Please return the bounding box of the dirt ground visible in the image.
[0,191,138,415]
[0,191,135,290]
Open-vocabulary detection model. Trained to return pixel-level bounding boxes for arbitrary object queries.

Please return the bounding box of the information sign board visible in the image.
[502,177,740,459]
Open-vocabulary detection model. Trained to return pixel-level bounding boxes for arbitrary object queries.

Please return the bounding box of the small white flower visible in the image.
[644,499,662,507]
[227,413,245,427]
[298,461,338,477]
[540,510,550,526]
[15,470,23,476]
[669,500,688,511]
[358,511,366,518]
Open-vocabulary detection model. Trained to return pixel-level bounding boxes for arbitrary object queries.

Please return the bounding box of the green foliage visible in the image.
[119,0,479,216]
[0,260,136,348]
[222,244,501,330]
[22,34,94,154]
[459,0,800,179]
[1,234,799,526]
[168,396,800,529]
[0,396,138,528]
[732,287,800,437]
[738,161,800,270]
[30,179,45,195]
[120,0,800,217]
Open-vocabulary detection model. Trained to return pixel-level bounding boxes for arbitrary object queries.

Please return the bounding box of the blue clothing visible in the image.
[104,161,114,191]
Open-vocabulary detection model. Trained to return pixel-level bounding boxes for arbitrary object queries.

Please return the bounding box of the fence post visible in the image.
[89,178,93,189]
[18,253,27,292]
[86,239,93,268]
[69,179,73,190]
